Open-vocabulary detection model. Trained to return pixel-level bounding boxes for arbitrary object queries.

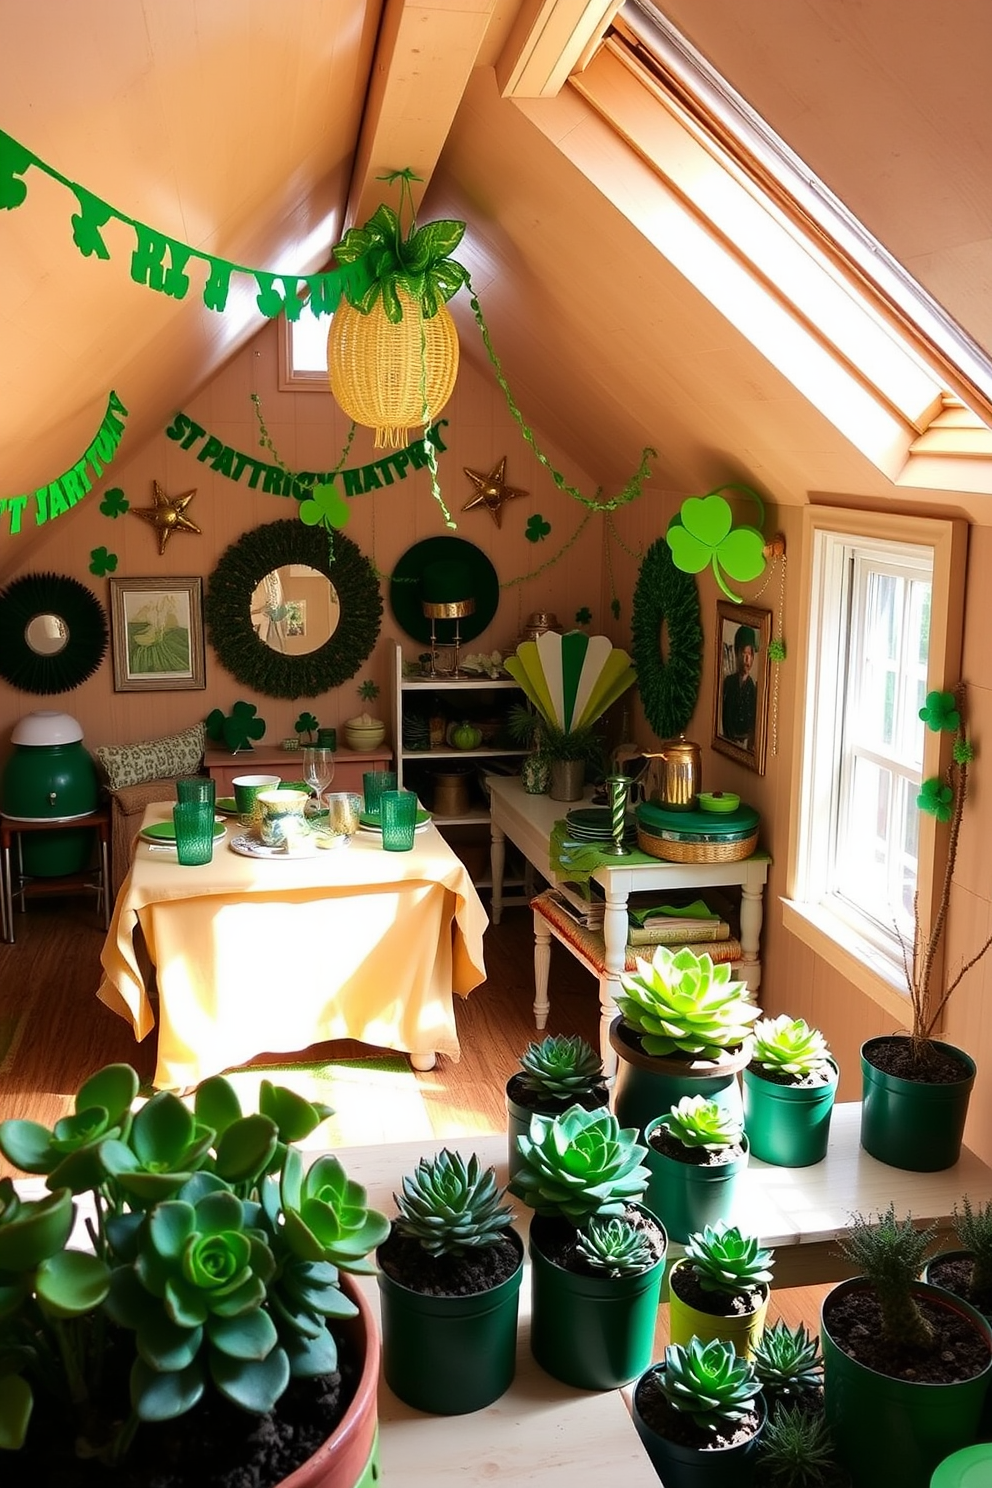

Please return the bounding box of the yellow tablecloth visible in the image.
[98,805,489,1090]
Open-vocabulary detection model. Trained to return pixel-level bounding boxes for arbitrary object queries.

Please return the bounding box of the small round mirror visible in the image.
[249,564,340,656]
[25,612,69,656]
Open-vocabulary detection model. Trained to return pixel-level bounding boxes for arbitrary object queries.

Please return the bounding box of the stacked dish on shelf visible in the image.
[562,806,638,847]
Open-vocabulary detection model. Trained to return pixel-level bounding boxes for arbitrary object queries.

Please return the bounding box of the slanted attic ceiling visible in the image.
[1,0,989,530]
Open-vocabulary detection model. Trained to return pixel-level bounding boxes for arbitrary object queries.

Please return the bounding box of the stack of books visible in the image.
[626,903,731,946]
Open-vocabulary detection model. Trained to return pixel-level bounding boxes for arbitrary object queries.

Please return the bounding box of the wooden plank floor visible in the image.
[0,890,829,1336]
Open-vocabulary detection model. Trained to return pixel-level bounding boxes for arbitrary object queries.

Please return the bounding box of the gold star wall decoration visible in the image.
[462,457,527,528]
[131,481,201,554]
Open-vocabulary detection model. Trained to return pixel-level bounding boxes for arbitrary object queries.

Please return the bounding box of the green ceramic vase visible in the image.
[376,1229,524,1414]
[821,1277,992,1488]
[528,1208,667,1390]
[859,1037,975,1171]
[642,1116,749,1244]
[667,1257,768,1359]
[742,1058,839,1167]
[609,1017,749,1138]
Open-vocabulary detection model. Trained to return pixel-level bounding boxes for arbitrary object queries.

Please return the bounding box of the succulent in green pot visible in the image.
[632,1337,766,1477]
[743,1014,840,1168]
[668,1219,776,1359]
[755,1403,841,1486]
[0,1062,389,1483]
[643,1095,750,1245]
[656,1093,744,1152]
[925,1195,992,1317]
[505,1034,609,1179]
[750,1015,834,1083]
[751,1320,824,1412]
[375,1149,523,1415]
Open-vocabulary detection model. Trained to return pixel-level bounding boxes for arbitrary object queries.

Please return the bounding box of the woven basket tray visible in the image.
[636,825,759,863]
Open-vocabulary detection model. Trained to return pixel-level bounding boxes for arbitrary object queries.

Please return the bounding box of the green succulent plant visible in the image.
[658,1094,743,1151]
[751,1015,833,1079]
[683,1220,775,1295]
[574,1215,656,1277]
[835,1203,937,1349]
[615,945,760,1059]
[751,1321,823,1407]
[656,1336,763,1432]
[508,1104,650,1225]
[757,1403,839,1486]
[953,1194,992,1298]
[392,1149,514,1257]
[517,1035,605,1101]
[0,1062,389,1462]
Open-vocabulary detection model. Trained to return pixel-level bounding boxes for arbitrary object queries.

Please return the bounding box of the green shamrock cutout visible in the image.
[299,481,350,531]
[666,492,766,602]
[70,187,114,260]
[575,607,592,625]
[100,487,129,518]
[918,778,954,822]
[206,701,266,753]
[89,547,117,576]
[526,514,551,543]
[295,711,319,741]
[919,690,960,733]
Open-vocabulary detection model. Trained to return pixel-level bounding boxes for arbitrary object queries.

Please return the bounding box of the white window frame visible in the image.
[277,314,330,392]
[783,506,967,1022]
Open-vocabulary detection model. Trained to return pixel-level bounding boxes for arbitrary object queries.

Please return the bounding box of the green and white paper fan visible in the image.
[505,631,636,731]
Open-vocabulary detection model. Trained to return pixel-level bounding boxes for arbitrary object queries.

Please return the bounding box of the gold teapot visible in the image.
[631,736,702,811]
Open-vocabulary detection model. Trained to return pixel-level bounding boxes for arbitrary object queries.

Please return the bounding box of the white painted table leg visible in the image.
[533,910,551,1031]
[739,876,764,996]
[490,819,506,925]
[409,1051,436,1071]
[600,887,627,1082]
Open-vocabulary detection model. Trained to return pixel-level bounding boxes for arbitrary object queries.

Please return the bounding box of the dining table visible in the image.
[97,803,489,1091]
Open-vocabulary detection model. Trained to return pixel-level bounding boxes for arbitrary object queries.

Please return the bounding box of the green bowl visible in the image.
[698,791,741,813]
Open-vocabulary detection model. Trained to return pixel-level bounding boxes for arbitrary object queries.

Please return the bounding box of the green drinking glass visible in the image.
[172,801,215,866]
[175,775,216,809]
[363,770,397,818]
[380,790,418,851]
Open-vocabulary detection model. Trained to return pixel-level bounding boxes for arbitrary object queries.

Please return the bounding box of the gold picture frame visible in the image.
[109,576,205,692]
[712,601,771,774]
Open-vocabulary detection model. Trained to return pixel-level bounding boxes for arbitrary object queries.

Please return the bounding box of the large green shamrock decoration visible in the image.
[299,482,350,531]
[99,487,129,518]
[918,777,954,822]
[89,547,117,576]
[207,701,267,754]
[333,174,469,323]
[919,690,960,733]
[666,488,767,602]
[295,711,319,741]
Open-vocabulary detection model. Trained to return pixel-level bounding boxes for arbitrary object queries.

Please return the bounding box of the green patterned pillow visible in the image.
[95,722,206,791]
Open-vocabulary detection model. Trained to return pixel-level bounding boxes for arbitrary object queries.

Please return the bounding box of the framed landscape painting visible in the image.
[109,576,205,692]
[712,601,771,774]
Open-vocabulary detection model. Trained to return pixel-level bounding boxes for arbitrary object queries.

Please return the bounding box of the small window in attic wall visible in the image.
[278,315,329,389]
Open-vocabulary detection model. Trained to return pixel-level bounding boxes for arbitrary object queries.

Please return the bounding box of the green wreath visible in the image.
[631,536,703,738]
[205,519,382,700]
[0,571,108,694]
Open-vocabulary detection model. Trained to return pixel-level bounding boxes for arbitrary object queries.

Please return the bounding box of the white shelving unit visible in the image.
[388,642,530,895]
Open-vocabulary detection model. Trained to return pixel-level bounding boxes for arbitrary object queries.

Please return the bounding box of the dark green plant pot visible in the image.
[821,1277,992,1488]
[505,1078,610,1181]
[742,1058,838,1167]
[860,1037,975,1172]
[631,1367,766,1487]
[610,1017,748,1138]
[377,1229,524,1414]
[643,1116,749,1244]
[529,1208,667,1390]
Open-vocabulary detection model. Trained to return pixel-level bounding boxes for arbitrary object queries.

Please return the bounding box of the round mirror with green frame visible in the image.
[0,571,109,693]
[204,519,382,699]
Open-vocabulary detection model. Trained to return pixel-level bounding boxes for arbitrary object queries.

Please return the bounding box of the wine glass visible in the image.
[302,747,335,817]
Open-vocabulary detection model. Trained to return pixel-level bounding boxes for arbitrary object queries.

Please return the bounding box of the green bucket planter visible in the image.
[609,1017,748,1138]
[505,1077,610,1182]
[377,1228,524,1414]
[529,1208,667,1390]
[742,1057,839,1167]
[667,1257,769,1359]
[860,1037,975,1172]
[822,1277,992,1488]
[643,1116,749,1244]
[631,1365,766,1488]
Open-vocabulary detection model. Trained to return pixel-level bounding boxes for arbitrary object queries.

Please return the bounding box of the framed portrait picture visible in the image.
[712,602,772,774]
[108,577,206,692]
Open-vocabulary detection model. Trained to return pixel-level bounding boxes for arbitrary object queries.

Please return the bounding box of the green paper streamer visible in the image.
[0,390,129,536]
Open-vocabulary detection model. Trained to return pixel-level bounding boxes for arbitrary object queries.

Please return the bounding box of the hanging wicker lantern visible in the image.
[327,284,459,448]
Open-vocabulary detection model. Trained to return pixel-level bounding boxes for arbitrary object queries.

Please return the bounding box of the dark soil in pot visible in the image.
[863,1037,971,1084]
[531,1205,667,1276]
[504,1072,610,1116]
[823,1287,991,1383]
[670,1260,765,1318]
[647,1125,746,1166]
[925,1254,992,1317]
[377,1226,521,1294]
[634,1366,761,1451]
[747,1064,833,1089]
[7,1327,360,1488]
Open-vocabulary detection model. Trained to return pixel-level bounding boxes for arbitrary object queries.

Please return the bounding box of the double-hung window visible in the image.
[785,507,967,1018]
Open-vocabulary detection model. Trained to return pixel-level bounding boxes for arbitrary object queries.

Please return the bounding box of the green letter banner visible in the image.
[165,412,449,500]
[0,129,372,321]
[1,390,129,537]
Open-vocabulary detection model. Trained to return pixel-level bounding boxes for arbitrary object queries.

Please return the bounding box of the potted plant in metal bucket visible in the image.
[821,1202,992,1488]
[0,1062,390,1488]
[667,1220,775,1359]
[861,687,990,1171]
[509,1104,667,1390]
[743,1016,838,1168]
[504,1034,609,1179]
[643,1095,749,1244]
[611,943,761,1135]
[631,1337,766,1488]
